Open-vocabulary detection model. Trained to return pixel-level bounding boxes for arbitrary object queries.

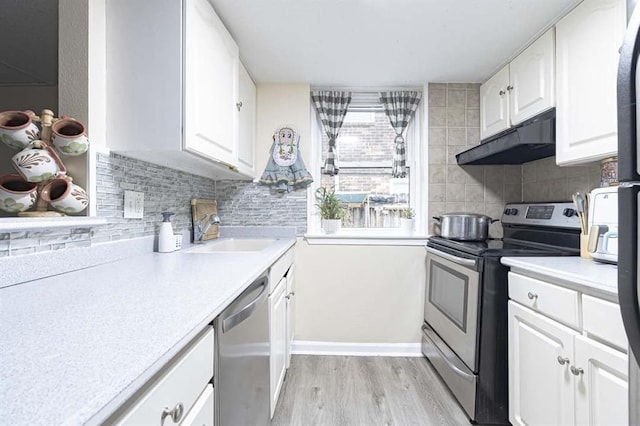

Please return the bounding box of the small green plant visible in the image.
[400,208,415,219]
[315,187,345,220]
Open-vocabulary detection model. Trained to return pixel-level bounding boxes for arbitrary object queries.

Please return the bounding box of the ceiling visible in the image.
[0,0,58,86]
[0,0,582,88]
[211,0,581,86]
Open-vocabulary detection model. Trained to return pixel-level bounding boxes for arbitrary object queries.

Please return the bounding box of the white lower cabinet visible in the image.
[268,248,296,418]
[508,273,628,426]
[181,384,214,426]
[269,277,288,418]
[509,301,574,426]
[574,335,628,426]
[285,264,296,368]
[113,327,215,425]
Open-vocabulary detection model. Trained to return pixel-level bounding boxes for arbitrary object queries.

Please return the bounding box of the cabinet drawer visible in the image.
[508,272,579,328]
[181,384,214,426]
[115,327,215,425]
[270,248,294,293]
[583,294,628,350]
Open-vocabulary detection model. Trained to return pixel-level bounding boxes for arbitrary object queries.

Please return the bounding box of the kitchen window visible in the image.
[307,90,426,239]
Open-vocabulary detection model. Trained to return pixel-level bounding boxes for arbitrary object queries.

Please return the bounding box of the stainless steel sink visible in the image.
[186,238,276,253]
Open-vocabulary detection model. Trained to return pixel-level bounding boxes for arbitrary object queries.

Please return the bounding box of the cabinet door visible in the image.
[555,0,626,165]
[181,384,214,426]
[285,264,295,369]
[269,278,288,418]
[510,29,555,125]
[184,0,239,166]
[480,65,510,140]
[574,335,628,426]
[508,301,575,426]
[237,62,256,176]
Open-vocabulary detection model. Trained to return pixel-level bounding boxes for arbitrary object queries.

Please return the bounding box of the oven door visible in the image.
[425,246,481,372]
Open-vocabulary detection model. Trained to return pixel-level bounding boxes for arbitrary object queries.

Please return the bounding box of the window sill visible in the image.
[304,230,430,246]
[0,217,107,233]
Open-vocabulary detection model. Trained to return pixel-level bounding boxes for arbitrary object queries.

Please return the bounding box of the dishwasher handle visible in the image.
[222,277,269,333]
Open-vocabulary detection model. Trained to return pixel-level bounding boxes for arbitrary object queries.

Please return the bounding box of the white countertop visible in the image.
[501,256,619,302]
[0,238,296,425]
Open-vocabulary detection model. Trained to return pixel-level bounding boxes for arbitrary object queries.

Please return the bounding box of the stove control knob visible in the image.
[503,208,510,215]
[563,208,576,217]
[509,208,519,216]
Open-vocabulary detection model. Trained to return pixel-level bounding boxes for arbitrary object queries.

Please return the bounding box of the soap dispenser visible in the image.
[158,212,176,253]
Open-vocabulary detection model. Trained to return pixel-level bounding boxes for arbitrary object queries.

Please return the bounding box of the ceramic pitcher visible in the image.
[11,140,66,183]
[0,110,41,150]
[0,174,38,213]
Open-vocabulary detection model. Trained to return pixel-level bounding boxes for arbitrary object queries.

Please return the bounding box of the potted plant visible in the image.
[315,187,345,234]
[400,207,416,233]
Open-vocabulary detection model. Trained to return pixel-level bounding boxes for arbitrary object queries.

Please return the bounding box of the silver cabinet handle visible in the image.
[527,292,538,300]
[236,101,243,111]
[285,291,295,300]
[161,402,184,425]
[506,85,513,91]
[570,366,584,376]
[557,356,570,365]
[499,89,506,96]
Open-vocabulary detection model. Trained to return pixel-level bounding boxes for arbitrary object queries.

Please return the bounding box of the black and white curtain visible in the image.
[379,91,422,178]
[311,91,352,176]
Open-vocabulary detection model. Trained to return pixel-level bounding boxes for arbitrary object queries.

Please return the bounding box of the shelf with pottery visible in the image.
[0,109,90,218]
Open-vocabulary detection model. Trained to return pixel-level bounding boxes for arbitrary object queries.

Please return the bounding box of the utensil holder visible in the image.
[580,233,592,259]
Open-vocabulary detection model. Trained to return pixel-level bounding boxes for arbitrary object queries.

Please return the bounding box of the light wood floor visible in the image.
[272,355,470,426]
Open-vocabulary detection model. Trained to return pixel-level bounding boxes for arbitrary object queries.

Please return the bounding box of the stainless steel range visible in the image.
[422,201,581,425]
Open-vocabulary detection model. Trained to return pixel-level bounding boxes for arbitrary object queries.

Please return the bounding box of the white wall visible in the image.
[255,83,311,179]
[256,83,426,347]
[294,239,426,344]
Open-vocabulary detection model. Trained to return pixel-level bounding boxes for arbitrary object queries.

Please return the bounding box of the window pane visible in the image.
[321,111,397,163]
[321,168,409,229]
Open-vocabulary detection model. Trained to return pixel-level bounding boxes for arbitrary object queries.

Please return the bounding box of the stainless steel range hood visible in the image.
[456,108,555,165]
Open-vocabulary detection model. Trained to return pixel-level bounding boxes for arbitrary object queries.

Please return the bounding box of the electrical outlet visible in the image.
[124,190,144,218]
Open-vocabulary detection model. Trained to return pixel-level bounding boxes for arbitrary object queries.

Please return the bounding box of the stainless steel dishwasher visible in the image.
[215,273,270,426]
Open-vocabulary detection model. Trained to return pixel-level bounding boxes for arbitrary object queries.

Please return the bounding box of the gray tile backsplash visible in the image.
[428,83,512,238]
[521,157,601,202]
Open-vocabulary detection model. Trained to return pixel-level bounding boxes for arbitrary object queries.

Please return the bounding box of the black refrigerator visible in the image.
[617,0,640,421]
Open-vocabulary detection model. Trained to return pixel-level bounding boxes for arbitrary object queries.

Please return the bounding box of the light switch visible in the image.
[124,190,144,218]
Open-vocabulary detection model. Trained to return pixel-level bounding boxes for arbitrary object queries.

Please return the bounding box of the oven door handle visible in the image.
[425,246,476,267]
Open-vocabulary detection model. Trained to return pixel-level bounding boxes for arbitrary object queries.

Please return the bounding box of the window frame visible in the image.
[305,89,427,243]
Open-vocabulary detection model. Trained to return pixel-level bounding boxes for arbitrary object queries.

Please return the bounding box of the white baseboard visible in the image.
[292,340,423,357]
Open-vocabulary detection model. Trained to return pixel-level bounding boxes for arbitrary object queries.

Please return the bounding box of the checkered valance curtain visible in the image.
[379,91,422,178]
[311,91,352,176]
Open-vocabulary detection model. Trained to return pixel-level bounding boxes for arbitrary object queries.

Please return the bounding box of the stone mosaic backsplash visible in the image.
[215,180,307,235]
[0,152,307,258]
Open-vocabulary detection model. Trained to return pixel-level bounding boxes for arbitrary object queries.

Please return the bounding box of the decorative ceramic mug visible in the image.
[0,174,38,213]
[51,117,89,156]
[0,110,41,150]
[11,140,66,183]
[41,178,88,214]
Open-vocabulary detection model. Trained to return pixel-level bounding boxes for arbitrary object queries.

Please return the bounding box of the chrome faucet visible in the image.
[194,213,220,243]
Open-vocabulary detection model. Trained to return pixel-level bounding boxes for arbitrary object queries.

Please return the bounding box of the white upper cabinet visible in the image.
[480,28,555,140]
[510,29,555,126]
[237,62,257,176]
[106,0,253,179]
[555,0,626,165]
[184,0,238,166]
[480,65,510,139]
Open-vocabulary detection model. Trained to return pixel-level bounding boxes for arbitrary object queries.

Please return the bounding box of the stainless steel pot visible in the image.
[433,213,499,241]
